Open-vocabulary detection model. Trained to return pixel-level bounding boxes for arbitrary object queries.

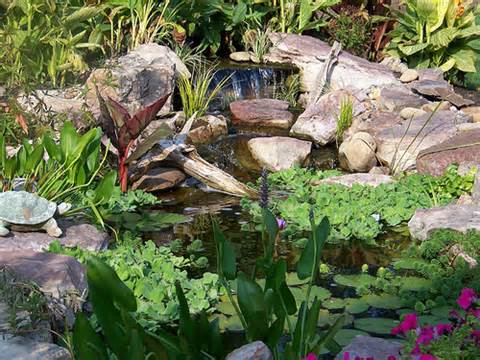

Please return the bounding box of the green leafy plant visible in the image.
[96,90,170,192]
[242,166,474,244]
[335,96,354,144]
[274,73,301,107]
[386,0,480,75]
[242,28,272,62]
[50,240,219,331]
[176,64,231,119]
[0,0,104,87]
[214,172,344,359]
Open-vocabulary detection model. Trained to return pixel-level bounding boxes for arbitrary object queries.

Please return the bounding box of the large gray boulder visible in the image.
[86,43,189,118]
[290,89,364,145]
[376,110,468,173]
[247,137,312,172]
[265,33,399,93]
[409,205,480,240]
[0,250,87,299]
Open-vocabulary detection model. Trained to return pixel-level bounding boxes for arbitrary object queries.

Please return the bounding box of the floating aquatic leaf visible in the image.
[323,298,347,310]
[345,298,369,314]
[216,301,236,316]
[354,318,399,335]
[333,274,376,289]
[285,272,309,286]
[334,329,369,347]
[399,277,432,292]
[361,294,405,310]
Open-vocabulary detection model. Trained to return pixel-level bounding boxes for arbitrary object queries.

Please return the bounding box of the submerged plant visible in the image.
[96,89,170,192]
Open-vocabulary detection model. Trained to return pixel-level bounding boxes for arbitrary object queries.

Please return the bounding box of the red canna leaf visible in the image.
[105,97,131,130]
[125,93,170,140]
[95,86,119,149]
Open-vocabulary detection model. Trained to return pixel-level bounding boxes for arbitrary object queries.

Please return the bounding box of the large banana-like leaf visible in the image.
[451,49,477,72]
[439,57,456,72]
[430,27,458,48]
[399,42,430,55]
[427,0,451,34]
[458,25,480,38]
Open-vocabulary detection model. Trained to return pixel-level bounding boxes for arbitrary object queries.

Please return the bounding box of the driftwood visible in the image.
[130,140,258,198]
[309,41,342,104]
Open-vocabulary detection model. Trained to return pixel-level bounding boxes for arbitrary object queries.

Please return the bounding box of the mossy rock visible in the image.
[354,317,399,335]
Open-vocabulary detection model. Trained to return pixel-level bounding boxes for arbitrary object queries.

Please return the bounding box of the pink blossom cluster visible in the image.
[390,288,480,360]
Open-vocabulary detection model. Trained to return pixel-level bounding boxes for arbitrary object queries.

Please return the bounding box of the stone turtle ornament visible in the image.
[0,191,71,237]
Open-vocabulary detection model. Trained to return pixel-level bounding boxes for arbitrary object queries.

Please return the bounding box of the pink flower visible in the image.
[392,313,418,336]
[471,330,480,345]
[416,326,434,345]
[470,308,480,319]
[419,354,437,360]
[457,288,477,310]
[343,353,350,360]
[434,323,452,336]
[388,356,397,360]
[302,353,316,360]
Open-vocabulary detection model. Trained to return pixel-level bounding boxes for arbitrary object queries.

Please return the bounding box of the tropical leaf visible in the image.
[430,27,458,48]
[398,42,429,56]
[451,49,477,72]
[439,57,456,71]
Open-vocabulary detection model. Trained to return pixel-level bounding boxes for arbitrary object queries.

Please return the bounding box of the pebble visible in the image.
[400,69,419,83]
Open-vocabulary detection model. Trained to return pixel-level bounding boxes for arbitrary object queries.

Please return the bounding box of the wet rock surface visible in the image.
[0,250,86,299]
[0,219,109,252]
[230,99,293,129]
[409,205,480,240]
[0,336,71,360]
[247,137,312,172]
[416,129,480,176]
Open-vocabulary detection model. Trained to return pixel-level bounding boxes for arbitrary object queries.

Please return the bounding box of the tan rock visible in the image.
[229,52,252,62]
[399,107,426,119]
[400,69,419,83]
[462,106,480,123]
[339,132,377,172]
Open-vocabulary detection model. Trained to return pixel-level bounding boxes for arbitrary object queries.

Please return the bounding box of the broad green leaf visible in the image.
[451,49,477,72]
[73,312,108,360]
[398,42,429,56]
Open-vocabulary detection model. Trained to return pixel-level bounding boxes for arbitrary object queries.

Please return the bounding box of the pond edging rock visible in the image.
[335,335,402,360]
[0,219,109,253]
[0,336,71,360]
[226,341,273,360]
[409,204,480,241]
[230,99,294,129]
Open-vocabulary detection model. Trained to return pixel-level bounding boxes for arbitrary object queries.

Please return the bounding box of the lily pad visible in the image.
[346,298,369,314]
[418,315,450,326]
[323,298,347,310]
[362,294,404,310]
[399,277,432,292]
[216,301,236,316]
[333,274,376,289]
[318,310,353,328]
[334,329,369,347]
[224,315,243,332]
[396,308,416,316]
[291,285,331,305]
[430,306,451,318]
[286,273,309,286]
[354,318,399,335]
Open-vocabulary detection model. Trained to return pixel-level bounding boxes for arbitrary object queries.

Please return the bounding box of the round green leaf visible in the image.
[354,318,399,335]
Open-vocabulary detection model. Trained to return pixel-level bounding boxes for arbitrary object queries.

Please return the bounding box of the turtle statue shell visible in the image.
[0,191,57,225]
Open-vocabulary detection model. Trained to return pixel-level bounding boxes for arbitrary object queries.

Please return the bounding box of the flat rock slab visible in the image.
[335,335,402,360]
[376,110,467,173]
[226,341,273,360]
[265,33,399,93]
[417,129,480,176]
[0,336,70,360]
[131,167,186,192]
[187,114,228,145]
[0,250,86,299]
[411,79,474,108]
[290,89,364,145]
[409,205,480,240]
[314,174,394,187]
[378,85,429,112]
[0,219,109,252]
[247,137,312,172]
[230,99,294,129]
